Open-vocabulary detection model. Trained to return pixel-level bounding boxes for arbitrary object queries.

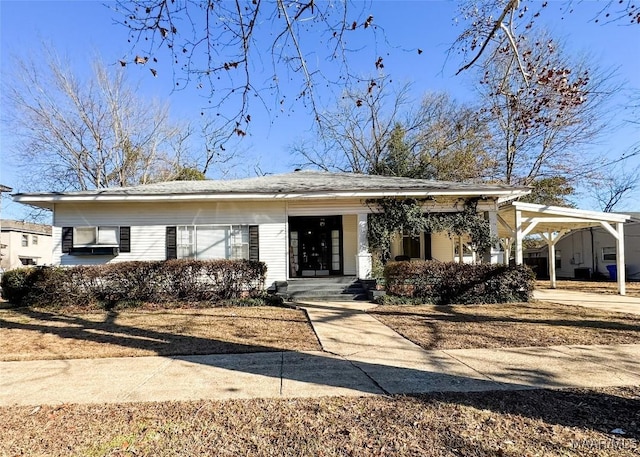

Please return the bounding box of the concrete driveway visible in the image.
[533,289,640,315]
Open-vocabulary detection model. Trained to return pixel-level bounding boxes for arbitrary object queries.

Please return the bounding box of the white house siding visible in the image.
[52,201,288,286]
[552,222,640,280]
[286,199,370,216]
[342,214,357,275]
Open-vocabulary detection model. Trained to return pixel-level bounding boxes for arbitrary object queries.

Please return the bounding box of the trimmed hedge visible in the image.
[382,261,535,305]
[0,260,267,309]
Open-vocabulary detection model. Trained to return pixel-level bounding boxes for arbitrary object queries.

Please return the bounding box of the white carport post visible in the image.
[514,208,523,265]
[598,221,626,295]
[500,239,513,265]
[616,222,626,296]
[541,230,568,289]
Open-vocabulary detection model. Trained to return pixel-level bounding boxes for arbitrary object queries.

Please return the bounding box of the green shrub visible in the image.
[1,268,32,304]
[0,260,267,309]
[383,261,535,305]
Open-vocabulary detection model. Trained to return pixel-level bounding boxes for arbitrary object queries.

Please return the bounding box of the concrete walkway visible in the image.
[1,300,640,407]
[533,289,640,315]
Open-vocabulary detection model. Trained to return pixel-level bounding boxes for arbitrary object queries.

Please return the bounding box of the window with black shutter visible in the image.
[166,226,177,259]
[63,226,125,256]
[119,227,131,253]
[249,225,259,261]
[62,227,73,253]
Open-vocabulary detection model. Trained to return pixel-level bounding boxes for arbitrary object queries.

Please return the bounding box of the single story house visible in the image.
[12,171,530,287]
[0,219,53,270]
[524,212,640,281]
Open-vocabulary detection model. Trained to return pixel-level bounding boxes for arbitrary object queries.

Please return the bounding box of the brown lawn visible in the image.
[369,301,640,350]
[1,386,638,456]
[0,306,320,361]
[536,279,640,297]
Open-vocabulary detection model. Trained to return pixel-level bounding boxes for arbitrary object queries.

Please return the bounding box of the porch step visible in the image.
[277,277,371,302]
[288,276,360,285]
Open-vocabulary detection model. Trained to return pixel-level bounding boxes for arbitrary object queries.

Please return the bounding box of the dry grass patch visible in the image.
[0,306,320,361]
[1,387,638,456]
[536,279,640,297]
[369,301,640,350]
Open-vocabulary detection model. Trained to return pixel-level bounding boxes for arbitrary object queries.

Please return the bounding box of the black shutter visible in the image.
[62,227,73,253]
[424,232,432,260]
[166,226,177,259]
[249,225,259,261]
[119,227,131,253]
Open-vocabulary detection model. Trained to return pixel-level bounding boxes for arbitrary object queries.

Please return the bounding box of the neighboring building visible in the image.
[0,220,53,270]
[12,171,529,287]
[524,213,640,281]
[0,185,13,267]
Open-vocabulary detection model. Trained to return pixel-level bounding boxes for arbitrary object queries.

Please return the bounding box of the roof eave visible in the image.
[511,201,631,223]
[13,188,531,206]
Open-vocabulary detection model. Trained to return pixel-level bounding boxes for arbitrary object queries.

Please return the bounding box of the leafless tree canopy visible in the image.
[454,0,639,81]
[2,49,236,192]
[295,78,495,182]
[589,163,640,212]
[113,0,375,132]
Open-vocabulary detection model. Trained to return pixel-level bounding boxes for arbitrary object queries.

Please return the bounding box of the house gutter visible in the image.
[13,189,531,208]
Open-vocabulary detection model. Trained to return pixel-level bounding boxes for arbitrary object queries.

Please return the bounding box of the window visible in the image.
[177,225,250,260]
[177,226,195,258]
[32,235,38,245]
[230,226,250,259]
[602,247,616,262]
[73,227,119,247]
[402,231,421,259]
[555,250,561,269]
[21,235,28,247]
[19,257,36,266]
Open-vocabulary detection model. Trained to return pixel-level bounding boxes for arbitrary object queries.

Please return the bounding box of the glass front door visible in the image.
[289,216,342,277]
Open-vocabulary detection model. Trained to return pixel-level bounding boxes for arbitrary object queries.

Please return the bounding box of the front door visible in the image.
[289,216,343,277]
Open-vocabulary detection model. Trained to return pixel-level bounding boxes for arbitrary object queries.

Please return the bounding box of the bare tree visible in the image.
[2,48,238,192]
[168,115,242,179]
[589,163,640,212]
[113,0,377,133]
[295,78,495,181]
[477,30,617,203]
[3,50,184,191]
[454,0,639,80]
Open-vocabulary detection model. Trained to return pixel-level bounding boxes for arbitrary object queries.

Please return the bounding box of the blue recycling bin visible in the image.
[606,265,617,281]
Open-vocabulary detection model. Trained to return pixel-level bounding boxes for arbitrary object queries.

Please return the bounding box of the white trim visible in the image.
[541,229,569,289]
[14,189,531,208]
[521,217,617,225]
[616,222,626,295]
[599,221,620,240]
[512,201,630,223]
[515,209,523,265]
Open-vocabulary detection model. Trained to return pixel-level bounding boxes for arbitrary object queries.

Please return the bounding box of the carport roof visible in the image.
[497,201,631,238]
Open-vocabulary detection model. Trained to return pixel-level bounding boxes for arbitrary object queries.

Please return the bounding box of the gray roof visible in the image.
[14,171,527,197]
[1,219,52,236]
[621,212,640,223]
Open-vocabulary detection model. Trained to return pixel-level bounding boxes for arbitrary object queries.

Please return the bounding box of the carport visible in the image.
[497,201,631,295]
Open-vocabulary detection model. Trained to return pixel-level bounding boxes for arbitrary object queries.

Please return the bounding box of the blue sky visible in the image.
[1,0,639,219]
